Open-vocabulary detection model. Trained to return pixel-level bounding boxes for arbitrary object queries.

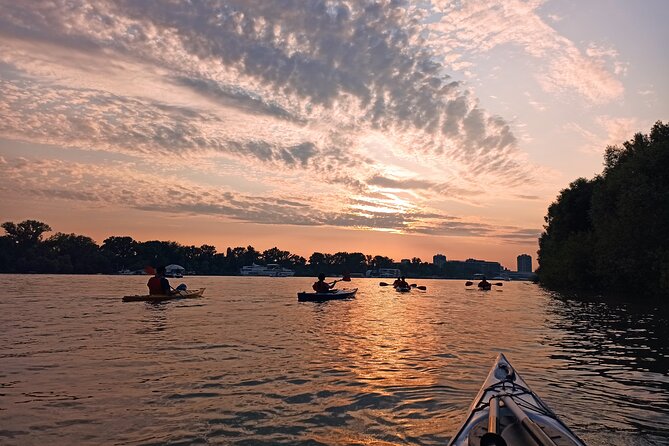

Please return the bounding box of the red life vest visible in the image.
[147,276,166,294]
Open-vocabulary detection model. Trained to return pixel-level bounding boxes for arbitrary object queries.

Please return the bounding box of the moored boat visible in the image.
[297,288,357,302]
[448,353,586,446]
[122,288,205,302]
[240,263,295,277]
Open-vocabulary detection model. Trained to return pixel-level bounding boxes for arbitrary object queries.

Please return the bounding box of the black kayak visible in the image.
[395,285,411,292]
[448,353,586,446]
[297,288,357,302]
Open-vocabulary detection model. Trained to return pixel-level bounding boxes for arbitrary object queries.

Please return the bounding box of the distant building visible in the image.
[517,254,532,273]
[464,258,502,277]
[433,254,447,268]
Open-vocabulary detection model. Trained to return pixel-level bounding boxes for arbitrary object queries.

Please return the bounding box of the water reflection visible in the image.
[548,295,669,374]
[546,294,669,443]
[1,276,668,445]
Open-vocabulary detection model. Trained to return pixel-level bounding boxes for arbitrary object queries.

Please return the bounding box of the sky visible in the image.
[1,0,667,270]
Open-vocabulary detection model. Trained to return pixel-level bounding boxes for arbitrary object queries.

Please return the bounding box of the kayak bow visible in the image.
[448,353,586,446]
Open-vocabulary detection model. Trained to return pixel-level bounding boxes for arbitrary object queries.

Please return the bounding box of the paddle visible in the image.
[481,396,507,446]
[168,285,186,297]
[501,395,558,446]
[328,273,351,288]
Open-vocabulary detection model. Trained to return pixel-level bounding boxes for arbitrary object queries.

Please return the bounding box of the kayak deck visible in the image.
[297,288,357,302]
[448,353,586,446]
[122,288,205,302]
[395,286,411,292]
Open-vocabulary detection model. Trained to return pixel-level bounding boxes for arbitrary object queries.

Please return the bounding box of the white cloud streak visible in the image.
[428,0,624,103]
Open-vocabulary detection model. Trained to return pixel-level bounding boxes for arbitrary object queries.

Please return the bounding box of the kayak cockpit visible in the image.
[462,402,582,446]
[448,354,586,446]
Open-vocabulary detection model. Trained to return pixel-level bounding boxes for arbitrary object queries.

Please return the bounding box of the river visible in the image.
[1,275,667,445]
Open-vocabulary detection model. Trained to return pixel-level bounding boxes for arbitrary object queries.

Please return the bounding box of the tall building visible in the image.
[517,254,532,273]
[464,258,502,277]
[433,254,447,268]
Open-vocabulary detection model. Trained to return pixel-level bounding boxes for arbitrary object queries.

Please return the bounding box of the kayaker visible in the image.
[393,276,409,288]
[477,276,491,290]
[313,273,335,293]
[147,266,172,295]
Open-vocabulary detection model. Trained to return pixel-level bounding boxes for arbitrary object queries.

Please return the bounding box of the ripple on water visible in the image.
[0,276,668,445]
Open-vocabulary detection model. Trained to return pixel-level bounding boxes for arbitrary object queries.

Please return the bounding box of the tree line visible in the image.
[538,121,669,298]
[0,220,443,276]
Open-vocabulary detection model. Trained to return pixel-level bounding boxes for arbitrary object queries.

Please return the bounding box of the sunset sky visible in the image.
[1,1,667,269]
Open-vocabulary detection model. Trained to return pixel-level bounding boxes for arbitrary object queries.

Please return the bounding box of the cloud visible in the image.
[367,174,437,190]
[0,0,575,251]
[0,0,532,183]
[567,116,650,155]
[498,228,541,243]
[0,155,532,241]
[171,76,304,123]
[429,0,624,103]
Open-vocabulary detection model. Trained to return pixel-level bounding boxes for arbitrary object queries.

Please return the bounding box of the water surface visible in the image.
[1,275,667,445]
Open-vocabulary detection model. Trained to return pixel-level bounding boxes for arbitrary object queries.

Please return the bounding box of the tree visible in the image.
[371,255,394,268]
[590,121,669,295]
[538,178,598,291]
[262,247,292,266]
[308,252,327,272]
[136,240,184,268]
[101,236,138,271]
[538,121,669,298]
[2,220,52,247]
[0,235,17,272]
[46,233,108,273]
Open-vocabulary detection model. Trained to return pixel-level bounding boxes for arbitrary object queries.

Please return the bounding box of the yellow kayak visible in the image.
[122,288,205,302]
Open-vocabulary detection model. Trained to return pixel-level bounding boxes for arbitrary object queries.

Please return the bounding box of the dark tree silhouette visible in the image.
[538,121,669,298]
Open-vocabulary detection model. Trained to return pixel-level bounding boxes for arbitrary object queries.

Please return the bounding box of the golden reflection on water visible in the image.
[1,275,667,446]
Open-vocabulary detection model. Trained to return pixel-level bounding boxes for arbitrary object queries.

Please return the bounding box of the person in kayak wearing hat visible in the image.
[313,273,336,293]
[147,266,172,295]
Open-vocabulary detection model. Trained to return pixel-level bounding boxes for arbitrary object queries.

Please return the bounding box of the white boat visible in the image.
[365,268,401,278]
[165,264,185,278]
[240,263,295,277]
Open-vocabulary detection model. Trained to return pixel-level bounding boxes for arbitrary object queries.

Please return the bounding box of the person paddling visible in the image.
[147,266,172,295]
[313,273,336,293]
[393,276,409,288]
[477,276,492,290]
